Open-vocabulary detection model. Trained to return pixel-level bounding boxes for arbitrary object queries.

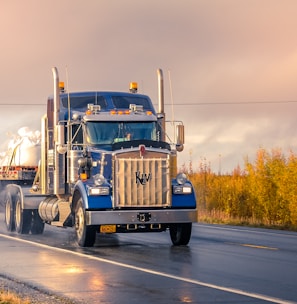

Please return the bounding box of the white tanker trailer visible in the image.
[0,128,40,186]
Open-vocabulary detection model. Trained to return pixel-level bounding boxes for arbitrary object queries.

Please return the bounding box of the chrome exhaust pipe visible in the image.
[52,67,65,194]
[157,68,164,114]
[157,68,165,141]
[52,67,60,131]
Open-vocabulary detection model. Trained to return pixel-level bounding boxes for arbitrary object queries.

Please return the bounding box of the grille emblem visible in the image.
[135,171,151,185]
[139,144,146,157]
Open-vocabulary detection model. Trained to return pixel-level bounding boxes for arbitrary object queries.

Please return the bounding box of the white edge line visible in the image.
[194,223,297,238]
[0,233,295,304]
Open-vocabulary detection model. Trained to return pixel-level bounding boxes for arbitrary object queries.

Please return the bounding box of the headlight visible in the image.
[93,174,106,186]
[173,185,192,194]
[176,173,187,185]
[88,187,109,196]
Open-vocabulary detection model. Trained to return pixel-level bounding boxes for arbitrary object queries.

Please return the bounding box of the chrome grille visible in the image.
[113,152,171,208]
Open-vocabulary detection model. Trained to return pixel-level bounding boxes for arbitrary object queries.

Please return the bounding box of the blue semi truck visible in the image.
[3,67,197,247]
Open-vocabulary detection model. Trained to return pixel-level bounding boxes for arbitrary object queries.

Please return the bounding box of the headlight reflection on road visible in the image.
[180,296,193,303]
[38,251,105,290]
[64,265,84,274]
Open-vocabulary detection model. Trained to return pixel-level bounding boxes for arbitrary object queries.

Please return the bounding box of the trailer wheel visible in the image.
[31,210,45,234]
[4,192,15,232]
[15,194,31,234]
[74,198,96,247]
[169,223,192,246]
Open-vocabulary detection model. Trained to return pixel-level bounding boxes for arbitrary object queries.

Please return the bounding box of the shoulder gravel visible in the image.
[0,275,82,304]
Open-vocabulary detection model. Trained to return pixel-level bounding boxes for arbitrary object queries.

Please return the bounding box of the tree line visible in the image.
[186,148,297,230]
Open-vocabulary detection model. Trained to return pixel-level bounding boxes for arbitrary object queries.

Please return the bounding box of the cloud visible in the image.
[1,0,297,173]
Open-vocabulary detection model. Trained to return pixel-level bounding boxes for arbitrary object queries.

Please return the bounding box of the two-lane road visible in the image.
[0,212,296,303]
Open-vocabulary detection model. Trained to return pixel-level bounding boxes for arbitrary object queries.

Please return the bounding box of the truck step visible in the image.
[57,200,71,224]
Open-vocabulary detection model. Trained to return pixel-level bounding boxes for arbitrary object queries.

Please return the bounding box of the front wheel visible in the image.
[169,223,192,246]
[74,198,96,247]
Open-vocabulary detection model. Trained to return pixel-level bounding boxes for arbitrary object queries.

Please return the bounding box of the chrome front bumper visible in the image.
[86,209,197,225]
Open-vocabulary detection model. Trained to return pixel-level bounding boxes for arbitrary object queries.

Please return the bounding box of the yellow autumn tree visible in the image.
[284,151,297,227]
[245,148,291,226]
[189,148,297,229]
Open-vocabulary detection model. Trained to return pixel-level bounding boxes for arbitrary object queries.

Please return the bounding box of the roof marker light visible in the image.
[129,104,143,112]
[59,82,65,93]
[129,82,138,93]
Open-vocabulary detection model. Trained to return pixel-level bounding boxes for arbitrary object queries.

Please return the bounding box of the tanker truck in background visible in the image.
[2,67,197,247]
[0,129,40,188]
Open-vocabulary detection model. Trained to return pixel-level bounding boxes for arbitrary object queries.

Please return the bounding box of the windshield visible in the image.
[86,122,157,145]
[111,96,152,111]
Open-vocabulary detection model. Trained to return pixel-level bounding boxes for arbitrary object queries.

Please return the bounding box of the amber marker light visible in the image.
[80,173,87,180]
[59,81,65,92]
[129,82,138,93]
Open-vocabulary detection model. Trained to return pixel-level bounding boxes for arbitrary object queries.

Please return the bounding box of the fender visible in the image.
[171,180,197,208]
[5,184,47,210]
[73,180,89,209]
[73,179,113,210]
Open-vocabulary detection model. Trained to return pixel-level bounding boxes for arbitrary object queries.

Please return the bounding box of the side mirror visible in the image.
[176,124,184,152]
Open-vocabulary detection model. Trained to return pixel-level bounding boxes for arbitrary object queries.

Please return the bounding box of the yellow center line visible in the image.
[226,242,278,250]
[241,244,278,250]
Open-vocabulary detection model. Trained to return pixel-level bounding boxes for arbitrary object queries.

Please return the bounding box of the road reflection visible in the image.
[38,249,107,292]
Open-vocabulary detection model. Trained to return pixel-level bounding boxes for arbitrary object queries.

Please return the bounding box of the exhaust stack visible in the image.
[157,68,165,141]
[52,67,60,133]
[52,67,65,194]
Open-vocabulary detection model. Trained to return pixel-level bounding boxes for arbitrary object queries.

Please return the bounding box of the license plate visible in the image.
[100,225,116,233]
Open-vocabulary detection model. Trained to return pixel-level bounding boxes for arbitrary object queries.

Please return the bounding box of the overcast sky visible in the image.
[1,0,297,173]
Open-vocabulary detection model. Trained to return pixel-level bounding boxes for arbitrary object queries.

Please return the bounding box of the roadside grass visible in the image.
[0,290,30,304]
[198,208,297,231]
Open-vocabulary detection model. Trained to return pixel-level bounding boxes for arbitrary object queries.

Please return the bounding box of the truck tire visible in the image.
[169,223,192,246]
[74,198,96,247]
[31,210,45,234]
[15,193,31,234]
[4,192,15,232]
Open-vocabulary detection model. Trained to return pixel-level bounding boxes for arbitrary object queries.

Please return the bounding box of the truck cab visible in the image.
[3,68,197,247]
